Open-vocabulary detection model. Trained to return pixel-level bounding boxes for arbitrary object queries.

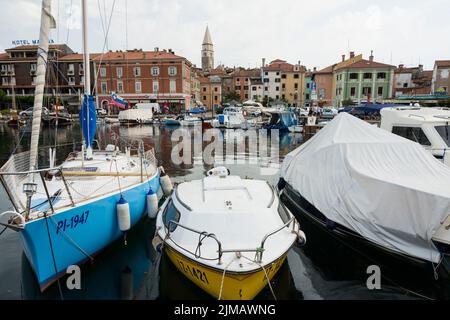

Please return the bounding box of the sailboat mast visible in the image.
[81,0,93,159]
[29,0,55,171]
[81,0,90,95]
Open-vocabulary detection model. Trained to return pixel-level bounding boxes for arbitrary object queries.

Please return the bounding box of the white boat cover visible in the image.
[281,113,450,263]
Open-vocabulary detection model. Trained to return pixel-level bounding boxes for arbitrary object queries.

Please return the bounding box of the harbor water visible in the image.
[0,123,417,300]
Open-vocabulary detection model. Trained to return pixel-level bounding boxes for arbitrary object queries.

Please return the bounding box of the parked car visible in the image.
[322,107,338,119]
[19,107,49,118]
[97,108,107,116]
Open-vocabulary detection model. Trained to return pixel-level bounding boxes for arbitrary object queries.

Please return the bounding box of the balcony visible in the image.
[79,69,84,75]
[7,71,15,76]
[0,71,6,76]
[67,70,75,76]
[30,70,36,76]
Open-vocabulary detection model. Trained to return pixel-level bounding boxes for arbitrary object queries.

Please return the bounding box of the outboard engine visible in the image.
[206,166,230,178]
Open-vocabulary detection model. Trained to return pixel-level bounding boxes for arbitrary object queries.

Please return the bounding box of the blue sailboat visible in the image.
[0,0,163,291]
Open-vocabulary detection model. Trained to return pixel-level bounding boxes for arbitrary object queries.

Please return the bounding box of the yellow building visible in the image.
[279,61,306,107]
[199,75,222,110]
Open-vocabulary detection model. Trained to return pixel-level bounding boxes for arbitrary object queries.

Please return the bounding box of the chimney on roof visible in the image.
[262,58,266,68]
[155,47,159,52]
[350,51,355,59]
[342,54,345,62]
[369,50,374,62]
[313,67,317,72]
[399,64,404,69]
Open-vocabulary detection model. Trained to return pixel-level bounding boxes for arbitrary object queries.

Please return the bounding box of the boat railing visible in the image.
[165,216,297,265]
[0,147,158,218]
[0,152,75,215]
[257,217,296,263]
[166,220,224,265]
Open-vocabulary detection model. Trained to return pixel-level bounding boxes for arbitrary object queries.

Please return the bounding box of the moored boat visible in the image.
[153,167,305,300]
[0,0,163,292]
[118,103,157,125]
[279,112,450,298]
[180,114,202,126]
[380,106,450,166]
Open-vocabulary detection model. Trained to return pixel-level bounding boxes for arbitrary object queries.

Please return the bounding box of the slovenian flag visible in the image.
[111,92,128,109]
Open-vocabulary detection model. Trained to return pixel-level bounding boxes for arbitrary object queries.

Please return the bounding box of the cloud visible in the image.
[0,0,449,70]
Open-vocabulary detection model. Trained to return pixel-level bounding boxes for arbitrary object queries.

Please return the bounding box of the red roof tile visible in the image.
[436,60,450,68]
[263,60,294,72]
[341,59,395,69]
[92,50,184,62]
[315,65,334,74]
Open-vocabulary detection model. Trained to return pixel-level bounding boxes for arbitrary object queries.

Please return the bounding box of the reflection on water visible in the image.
[0,123,415,300]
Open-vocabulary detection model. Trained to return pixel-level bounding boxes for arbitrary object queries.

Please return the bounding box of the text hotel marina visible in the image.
[1,0,450,307]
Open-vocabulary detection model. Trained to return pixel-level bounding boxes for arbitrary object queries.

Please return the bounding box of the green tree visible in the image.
[222,91,241,104]
[262,96,274,107]
[341,98,355,107]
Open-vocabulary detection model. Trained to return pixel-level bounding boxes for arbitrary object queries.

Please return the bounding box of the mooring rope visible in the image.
[242,255,277,300]
[48,215,94,262]
[218,255,238,300]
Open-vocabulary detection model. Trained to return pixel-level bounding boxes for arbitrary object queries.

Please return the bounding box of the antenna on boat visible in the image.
[29,0,56,172]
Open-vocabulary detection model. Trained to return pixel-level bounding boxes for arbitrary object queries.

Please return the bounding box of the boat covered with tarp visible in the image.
[279,112,450,298]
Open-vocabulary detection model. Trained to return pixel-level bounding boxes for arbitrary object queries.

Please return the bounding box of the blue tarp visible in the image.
[79,95,97,149]
[264,112,298,131]
[339,103,404,116]
[188,106,206,114]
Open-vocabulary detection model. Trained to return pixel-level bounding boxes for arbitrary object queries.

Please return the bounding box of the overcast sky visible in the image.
[1,0,449,70]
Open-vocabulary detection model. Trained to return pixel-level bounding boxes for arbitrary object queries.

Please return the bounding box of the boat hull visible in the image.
[20,174,161,292]
[280,183,450,299]
[165,245,286,300]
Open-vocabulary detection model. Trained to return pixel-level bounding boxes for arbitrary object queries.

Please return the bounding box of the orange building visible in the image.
[312,65,335,105]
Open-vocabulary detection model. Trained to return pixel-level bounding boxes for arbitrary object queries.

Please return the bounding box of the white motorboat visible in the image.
[380,106,450,166]
[212,106,247,129]
[153,167,305,300]
[180,114,202,126]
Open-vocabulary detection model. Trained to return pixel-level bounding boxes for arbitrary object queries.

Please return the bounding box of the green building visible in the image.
[334,55,395,107]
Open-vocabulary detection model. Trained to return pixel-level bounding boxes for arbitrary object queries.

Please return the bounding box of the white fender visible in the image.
[159,171,173,196]
[296,229,307,246]
[146,188,159,219]
[207,166,230,178]
[116,196,131,232]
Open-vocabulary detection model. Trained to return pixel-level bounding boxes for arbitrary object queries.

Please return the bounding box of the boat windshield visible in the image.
[163,200,181,232]
[436,125,450,147]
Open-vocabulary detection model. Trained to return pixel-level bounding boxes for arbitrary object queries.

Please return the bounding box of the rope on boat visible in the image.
[0,226,7,237]
[43,211,64,300]
[195,232,209,259]
[218,255,238,300]
[48,215,94,262]
[242,255,277,301]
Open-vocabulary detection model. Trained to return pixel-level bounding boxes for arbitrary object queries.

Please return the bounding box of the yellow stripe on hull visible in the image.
[165,246,286,300]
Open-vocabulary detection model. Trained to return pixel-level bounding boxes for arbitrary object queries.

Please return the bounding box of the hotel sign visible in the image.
[11,39,55,46]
